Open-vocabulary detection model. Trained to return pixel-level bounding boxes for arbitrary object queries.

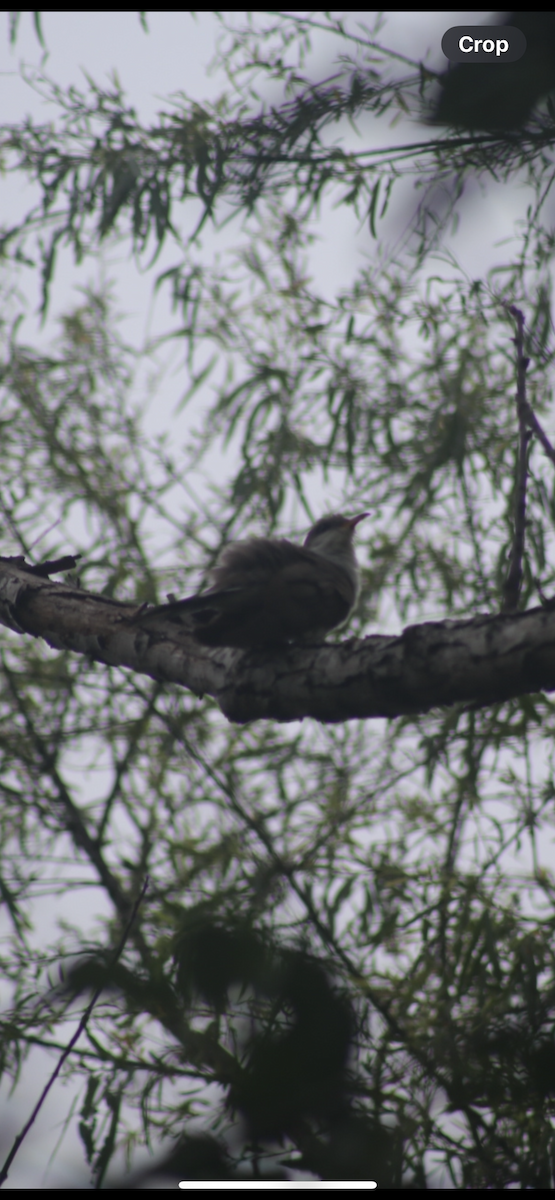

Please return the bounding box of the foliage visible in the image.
[1,10,555,1188]
[3,13,555,313]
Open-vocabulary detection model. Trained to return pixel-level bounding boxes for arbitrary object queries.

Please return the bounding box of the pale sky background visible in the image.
[0,10,543,1188]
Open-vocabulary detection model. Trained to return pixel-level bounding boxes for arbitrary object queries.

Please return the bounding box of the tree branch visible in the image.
[523,399,555,468]
[2,558,555,724]
[502,306,530,613]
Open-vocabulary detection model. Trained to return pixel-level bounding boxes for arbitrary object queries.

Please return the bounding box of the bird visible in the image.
[131,512,369,648]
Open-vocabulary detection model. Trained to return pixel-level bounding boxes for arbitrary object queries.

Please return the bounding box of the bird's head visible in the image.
[304,512,369,579]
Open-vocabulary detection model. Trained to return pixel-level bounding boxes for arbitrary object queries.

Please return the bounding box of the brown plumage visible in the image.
[132,512,368,648]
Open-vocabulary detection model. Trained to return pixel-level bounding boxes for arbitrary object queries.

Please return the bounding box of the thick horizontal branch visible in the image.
[1,558,555,724]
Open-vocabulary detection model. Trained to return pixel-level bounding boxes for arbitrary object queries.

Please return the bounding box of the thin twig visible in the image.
[522,399,555,467]
[0,877,149,1188]
[502,306,530,612]
[2,659,130,918]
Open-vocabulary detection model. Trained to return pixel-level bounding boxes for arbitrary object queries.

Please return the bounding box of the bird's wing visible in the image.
[210,539,354,612]
[128,587,248,624]
[264,557,355,637]
[208,537,309,588]
[129,538,355,644]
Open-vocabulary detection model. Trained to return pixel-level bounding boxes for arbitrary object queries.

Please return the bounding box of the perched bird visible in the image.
[132,512,368,648]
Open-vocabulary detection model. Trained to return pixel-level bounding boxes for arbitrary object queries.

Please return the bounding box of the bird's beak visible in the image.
[346,512,370,530]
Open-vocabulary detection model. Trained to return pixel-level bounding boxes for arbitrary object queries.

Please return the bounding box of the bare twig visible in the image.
[2,659,130,918]
[502,306,530,613]
[522,400,555,467]
[0,877,149,1188]
[535,577,555,610]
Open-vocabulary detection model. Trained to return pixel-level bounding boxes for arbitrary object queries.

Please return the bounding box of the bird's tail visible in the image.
[129,589,242,624]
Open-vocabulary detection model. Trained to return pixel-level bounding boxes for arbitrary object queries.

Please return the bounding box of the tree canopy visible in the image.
[2,10,555,1188]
